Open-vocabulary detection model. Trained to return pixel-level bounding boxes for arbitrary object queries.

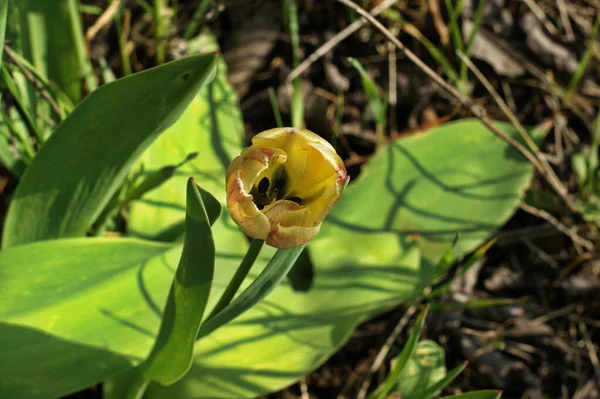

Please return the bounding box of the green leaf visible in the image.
[429,239,494,298]
[121,153,199,206]
[439,390,502,399]
[0,0,8,67]
[15,0,93,102]
[419,361,467,399]
[572,151,588,189]
[394,340,448,399]
[122,118,532,398]
[371,307,429,399]
[128,38,243,241]
[318,119,537,267]
[0,238,175,398]
[2,53,217,248]
[348,57,388,125]
[434,233,459,279]
[142,179,219,385]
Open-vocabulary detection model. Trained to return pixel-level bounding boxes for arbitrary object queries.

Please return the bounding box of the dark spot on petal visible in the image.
[288,196,303,205]
[258,177,270,194]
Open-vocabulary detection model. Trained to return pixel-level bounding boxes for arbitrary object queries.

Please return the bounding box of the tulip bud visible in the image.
[226,127,349,248]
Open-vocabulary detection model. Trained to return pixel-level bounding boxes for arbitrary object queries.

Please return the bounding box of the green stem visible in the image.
[154,0,167,64]
[123,369,150,399]
[207,239,264,319]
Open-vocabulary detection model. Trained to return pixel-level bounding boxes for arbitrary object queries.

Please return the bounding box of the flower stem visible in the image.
[207,239,265,320]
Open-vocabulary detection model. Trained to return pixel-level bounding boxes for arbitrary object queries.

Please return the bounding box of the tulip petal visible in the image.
[226,176,271,240]
[226,147,287,241]
[226,127,347,248]
[263,200,321,249]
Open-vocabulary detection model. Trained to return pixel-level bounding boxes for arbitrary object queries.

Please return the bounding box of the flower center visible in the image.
[250,167,303,210]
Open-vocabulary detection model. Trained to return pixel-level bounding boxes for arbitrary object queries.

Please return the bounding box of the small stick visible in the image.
[456,50,577,213]
[85,0,121,49]
[521,203,593,251]
[557,0,575,41]
[578,320,600,387]
[300,377,309,399]
[336,0,581,217]
[286,0,399,83]
[523,0,559,35]
[356,302,420,399]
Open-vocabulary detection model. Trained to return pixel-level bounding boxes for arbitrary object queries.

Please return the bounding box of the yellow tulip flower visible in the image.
[226,127,349,248]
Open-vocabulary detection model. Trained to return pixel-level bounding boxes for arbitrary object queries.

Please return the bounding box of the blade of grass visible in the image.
[565,14,600,100]
[459,0,487,92]
[268,86,284,127]
[4,45,74,117]
[403,23,459,82]
[382,10,458,83]
[444,0,465,52]
[182,0,211,41]
[347,57,387,125]
[369,306,429,399]
[78,3,103,15]
[0,104,34,160]
[1,66,44,144]
[588,110,600,192]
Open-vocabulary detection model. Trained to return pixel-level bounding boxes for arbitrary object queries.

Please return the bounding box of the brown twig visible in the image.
[3,45,63,117]
[85,0,121,50]
[286,0,399,84]
[355,301,421,399]
[336,0,582,218]
[456,50,577,214]
[521,203,594,251]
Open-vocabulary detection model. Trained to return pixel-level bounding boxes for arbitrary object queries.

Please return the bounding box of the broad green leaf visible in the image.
[394,340,448,399]
[0,235,422,399]
[318,119,537,267]
[0,238,175,398]
[348,57,388,125]
[142,179,219,385]
[144,237,422,399]
[2,53,217,248]
[439,390,502,399]
[371,307,428,399]
[125,118,533,398]
[128,36,244,241]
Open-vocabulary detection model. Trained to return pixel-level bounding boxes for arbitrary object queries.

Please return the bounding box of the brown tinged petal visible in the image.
[225,127,348,248]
